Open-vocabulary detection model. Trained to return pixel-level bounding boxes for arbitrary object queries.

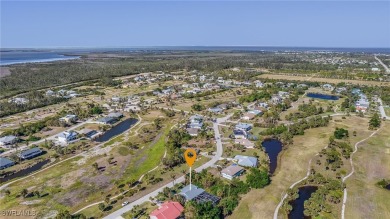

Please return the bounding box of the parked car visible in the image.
[122,201,129,207]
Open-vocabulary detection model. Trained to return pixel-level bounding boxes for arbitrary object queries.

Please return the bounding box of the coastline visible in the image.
[0,55,80,66]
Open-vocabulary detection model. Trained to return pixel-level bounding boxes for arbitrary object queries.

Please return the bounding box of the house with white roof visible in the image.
[221,165,245,180]
[58,131,78,144]
[234,138,255,148]
[0,135,18,147]
[59,114,78,123]
[233,155,258,167]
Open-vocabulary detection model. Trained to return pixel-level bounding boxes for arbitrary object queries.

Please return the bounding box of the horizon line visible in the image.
[2,45,390,50]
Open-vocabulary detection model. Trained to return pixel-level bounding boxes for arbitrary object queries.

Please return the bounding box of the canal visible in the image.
[0,159,50,183]
[95,118,138,142]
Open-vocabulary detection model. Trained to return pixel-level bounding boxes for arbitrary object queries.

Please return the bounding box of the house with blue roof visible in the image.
[235,123,252,131]
[179,185,220,205]
[0,157,15,170]
[18,147,43,160]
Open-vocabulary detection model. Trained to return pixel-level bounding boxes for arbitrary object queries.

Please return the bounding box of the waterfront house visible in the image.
[107,112,124,119]
[18,147,43,160]
[97,117,118,125]
[233,155,258,167]
[0,157,15,170]
[234,138,255,148]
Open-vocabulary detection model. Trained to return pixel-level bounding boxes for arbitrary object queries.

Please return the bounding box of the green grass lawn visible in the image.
[384,106,390,117]
[120,124,171,183]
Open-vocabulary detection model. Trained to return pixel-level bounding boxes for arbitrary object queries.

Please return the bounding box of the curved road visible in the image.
[102,114,230,219]
[340,127,381,219]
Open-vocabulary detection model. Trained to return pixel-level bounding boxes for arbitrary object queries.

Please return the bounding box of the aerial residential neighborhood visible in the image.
[0,1,390,219]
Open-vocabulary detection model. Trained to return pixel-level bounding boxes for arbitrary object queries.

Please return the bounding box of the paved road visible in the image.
[375,56,390,73]
[102,114,231,219]
[377,98,390,120]
[0,119,92,157]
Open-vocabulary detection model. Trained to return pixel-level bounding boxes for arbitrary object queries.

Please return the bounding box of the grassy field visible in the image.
[0,111,176,218]
[344,121,390,219]
[384,106,390,117]
[229,115,374,219]
[258,74,390,86]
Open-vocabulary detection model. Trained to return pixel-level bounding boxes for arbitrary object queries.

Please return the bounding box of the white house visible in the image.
[233,155,258,167]
[124,104,141,112]
[234,139,255,148]
[0,135,18,147]
[58,131,78,144]
[221,165,244,180]
[59,114,78,123]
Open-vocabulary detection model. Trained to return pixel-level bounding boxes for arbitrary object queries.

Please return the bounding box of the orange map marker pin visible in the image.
[184,148,196,167]
[184,148,197,190]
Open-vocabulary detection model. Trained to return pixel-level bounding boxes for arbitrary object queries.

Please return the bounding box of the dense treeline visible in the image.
[261,116,331,145]
[0,91,67,117]
[2,51,371,97]
[162,129,191,167]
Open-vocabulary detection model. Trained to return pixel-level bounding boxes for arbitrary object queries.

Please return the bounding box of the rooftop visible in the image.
[180,185,205,201]
[149,201,184,219]
[221,165,244,176]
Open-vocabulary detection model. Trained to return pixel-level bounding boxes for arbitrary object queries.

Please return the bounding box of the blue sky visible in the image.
[1,1,390,48]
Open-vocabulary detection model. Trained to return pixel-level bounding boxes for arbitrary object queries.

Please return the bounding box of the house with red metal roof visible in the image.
[149,201,184,219]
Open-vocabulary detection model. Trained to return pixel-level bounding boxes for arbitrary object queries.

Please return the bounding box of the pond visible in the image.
[262,139,283,174]
[0,159,51,183]
[288,186,318,219]
[95,118,138,142]
[306,93,339,100]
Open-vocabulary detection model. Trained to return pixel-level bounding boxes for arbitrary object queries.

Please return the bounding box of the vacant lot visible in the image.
[344,121,390,219]
[0,111,176,218]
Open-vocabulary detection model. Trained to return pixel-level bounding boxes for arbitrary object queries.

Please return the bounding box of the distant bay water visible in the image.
[0,51,80,66]
[1,47,389,66]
